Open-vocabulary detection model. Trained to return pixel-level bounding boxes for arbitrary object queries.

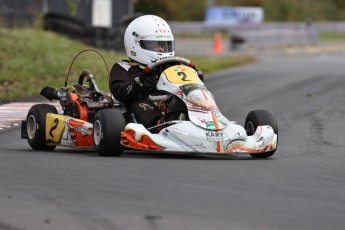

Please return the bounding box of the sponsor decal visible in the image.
[180,83,206,95]
[198,114,213,124]
[174,66,185,72]
[46,114,67,144]
[173,67,191,82]
[183,143,207,150]
[75,125,92,135]
[206,121,216,129]
[155,35,172,39]
[152,55,175,63]
[162,129,169,137]
[130,51,137,56]
[126,85,133,94]
[67,118,93,146]
[164,66,201,84]
[87,102,111,108]
[139,103,154,110]
[206,131,224,141]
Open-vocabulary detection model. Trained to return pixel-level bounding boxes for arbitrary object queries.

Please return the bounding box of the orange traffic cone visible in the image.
[213,32,223,53]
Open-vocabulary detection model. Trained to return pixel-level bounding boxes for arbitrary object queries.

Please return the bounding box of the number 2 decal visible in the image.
[177,71,190,81]
[49,118,59,138]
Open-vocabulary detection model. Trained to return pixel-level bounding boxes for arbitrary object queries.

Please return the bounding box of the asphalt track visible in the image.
[1,52,345,230]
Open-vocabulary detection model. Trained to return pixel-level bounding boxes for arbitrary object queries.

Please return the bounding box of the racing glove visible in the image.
[133,70,157,98]
[166,96,186,114]
[133,70,148,88]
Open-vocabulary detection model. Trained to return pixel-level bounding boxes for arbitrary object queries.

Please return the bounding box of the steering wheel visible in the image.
[78,69,93,89]
[145,57,193,74]
[75,69,104,100]
[145,57,194,102]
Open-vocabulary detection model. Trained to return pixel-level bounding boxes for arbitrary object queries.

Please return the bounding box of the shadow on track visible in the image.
[14,147,275,161]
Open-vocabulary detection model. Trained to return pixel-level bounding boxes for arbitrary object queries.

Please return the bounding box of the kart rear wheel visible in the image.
[245,110,278,158]
[93,108,126,156]
[26,104,58,151]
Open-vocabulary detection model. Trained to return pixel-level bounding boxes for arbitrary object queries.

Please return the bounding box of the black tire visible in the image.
[93,108,126,156]
[26,104,58,151]
[244,110,278,158]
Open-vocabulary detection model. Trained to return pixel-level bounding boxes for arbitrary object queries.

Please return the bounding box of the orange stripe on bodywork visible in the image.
[226,143,273,153]
[121,129,165,151]
[67,118,93,147]
[69,93,88,121]
[216,140,222,153]
[211,113,222,152]
[211,113,220,130]
[201,89,208,100]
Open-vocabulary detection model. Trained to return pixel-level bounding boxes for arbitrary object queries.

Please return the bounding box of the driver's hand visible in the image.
[134,71,149,88]
[166,96,185,113]
[140,70,150,82]
[133,71,158,98]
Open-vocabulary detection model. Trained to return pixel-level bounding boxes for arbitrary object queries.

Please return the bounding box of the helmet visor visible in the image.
[140,40,174,53]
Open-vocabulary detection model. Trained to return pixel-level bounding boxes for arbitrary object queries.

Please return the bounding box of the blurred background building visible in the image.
[0,0,132,28]
[0,0,134,50]
[2,0,345,51]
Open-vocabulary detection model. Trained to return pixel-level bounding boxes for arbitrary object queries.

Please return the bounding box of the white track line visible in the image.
[0,101,62,130]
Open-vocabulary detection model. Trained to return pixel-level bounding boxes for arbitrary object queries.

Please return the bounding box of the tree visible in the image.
[332,0,345,9]
[211,0,262,6]
[134,0,345,21]
[134,0,205,21]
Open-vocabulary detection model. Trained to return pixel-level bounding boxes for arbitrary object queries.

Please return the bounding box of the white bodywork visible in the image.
[121,63,277,155]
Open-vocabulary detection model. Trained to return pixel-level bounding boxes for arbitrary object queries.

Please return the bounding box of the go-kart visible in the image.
[21,52,278,158]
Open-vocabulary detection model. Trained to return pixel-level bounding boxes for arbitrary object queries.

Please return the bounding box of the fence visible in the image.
[230,28,319,50]
[169,22,330,50]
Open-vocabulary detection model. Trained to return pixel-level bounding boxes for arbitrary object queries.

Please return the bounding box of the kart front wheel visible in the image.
[26,104,58,151]
[245,110,278,158]
[93,108,126,156]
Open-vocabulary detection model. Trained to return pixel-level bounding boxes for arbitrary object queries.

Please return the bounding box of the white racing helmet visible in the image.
[124,15,175,65]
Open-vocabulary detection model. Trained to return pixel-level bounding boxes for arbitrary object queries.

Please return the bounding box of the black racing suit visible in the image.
[109,59,202,129]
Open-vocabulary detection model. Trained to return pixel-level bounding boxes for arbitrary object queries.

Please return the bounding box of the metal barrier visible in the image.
[230,28,319,50]
[169,22,322,50]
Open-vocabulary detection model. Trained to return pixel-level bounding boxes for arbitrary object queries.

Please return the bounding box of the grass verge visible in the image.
[320,32,345,40]
[0,28,254,101]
